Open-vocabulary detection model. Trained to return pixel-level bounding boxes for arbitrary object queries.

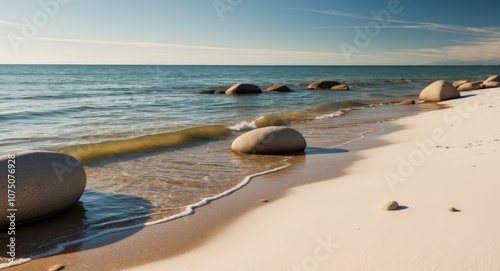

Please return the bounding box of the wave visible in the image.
[315,110,345,120]
[53,100,366,163]
[55,126,232,163]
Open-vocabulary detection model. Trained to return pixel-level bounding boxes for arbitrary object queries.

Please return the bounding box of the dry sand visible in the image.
[8,88,500,271]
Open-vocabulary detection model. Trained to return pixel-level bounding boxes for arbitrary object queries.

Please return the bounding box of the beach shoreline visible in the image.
[7,88,500,271]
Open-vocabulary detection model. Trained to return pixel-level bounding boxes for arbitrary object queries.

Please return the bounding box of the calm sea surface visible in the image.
[0,65,497,264]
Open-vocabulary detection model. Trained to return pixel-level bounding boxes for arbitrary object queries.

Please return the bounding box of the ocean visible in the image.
[0,65,497,265]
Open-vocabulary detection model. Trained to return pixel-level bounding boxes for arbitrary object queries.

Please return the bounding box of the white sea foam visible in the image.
[315,110,345,120]
[0,258,32,269]
[227,120,258,131]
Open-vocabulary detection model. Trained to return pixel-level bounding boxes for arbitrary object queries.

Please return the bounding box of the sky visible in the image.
[1,0,500,65]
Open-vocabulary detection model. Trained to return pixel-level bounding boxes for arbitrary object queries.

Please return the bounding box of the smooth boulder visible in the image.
[484,75,500,83]
[308,80,341,90]
[226,83,262,95]
[231,126,307,154]
[266,84,292,92]
[482,81,500,89]
[457,81,482,91]
[0,151,86,228]
[419,80,460,102]
[452,80,468,88]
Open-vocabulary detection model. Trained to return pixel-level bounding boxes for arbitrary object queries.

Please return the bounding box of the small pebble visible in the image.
[48,264,65,271]
[448,207,459,212]
[383,201,399,211]
[259,199,270,203]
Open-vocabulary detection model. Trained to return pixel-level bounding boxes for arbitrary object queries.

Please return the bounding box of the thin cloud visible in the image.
[0,20,23,29]
[387,39,500,62]
[0,36,345,58]
[307,9,500,37]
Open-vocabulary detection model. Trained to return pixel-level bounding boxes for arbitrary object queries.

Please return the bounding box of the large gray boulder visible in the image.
[0,151,86,228]
[419,80,460,102]
[231,126,307,154]
[226,83,262,95]
[308,80,341,90]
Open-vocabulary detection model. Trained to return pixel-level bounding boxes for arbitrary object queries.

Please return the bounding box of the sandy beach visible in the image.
[7,87,500,271]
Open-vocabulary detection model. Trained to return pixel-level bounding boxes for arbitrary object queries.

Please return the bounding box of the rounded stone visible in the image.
[383,201,399,211]
[419,80,460,102]
[0,151,86,228]
[482,81,500,89]
[265,84,292,92]
[484,75,500,83]
[226,83,262,95]
[457,81,482,92]
[231,126,307,155]
[452,80,468,88]
[308,80,341,90]
[330,84,350,91]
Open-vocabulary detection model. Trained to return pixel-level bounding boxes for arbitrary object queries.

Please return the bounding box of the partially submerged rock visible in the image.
[266,84,292,92]
[226,83,262,95]
[398,99,416,105]
[308,80,341,90]
[419,80,460,102]
[330,84,350,91]
[231,126,306,155]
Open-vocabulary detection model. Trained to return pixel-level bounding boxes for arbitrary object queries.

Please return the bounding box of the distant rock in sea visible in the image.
[265,84,292,92]
[308,80,341,90]
[226,83,262,95]
[419,80,460,102]
[382,79,411,83]
[231,126,306,155]
[330,84,350,91]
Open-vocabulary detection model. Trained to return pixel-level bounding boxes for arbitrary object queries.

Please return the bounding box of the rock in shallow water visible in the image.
[0,151,86,228]
[308,80,341,90]
[398,99,416,105]
[231,126,307,155]
[265,84,292,92]
[226,83,262,95]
